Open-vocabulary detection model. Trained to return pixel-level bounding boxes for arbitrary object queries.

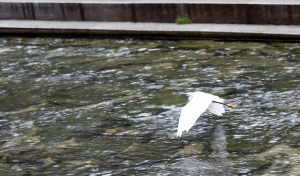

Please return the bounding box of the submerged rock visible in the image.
[256,144,300,175]
[173,142,205,156]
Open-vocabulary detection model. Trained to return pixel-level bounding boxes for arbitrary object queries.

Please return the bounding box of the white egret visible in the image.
[177,91,235,137]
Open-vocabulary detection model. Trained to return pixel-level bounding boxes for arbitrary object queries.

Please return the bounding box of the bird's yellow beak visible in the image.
[227,104,236,108]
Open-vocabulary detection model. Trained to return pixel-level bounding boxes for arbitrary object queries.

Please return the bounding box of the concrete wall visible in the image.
[1,2,300,25]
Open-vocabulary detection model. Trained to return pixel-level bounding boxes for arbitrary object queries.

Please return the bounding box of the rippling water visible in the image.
[0,37,300,175]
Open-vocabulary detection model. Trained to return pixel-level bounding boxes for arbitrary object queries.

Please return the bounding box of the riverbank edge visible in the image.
[2,0,300,39]
[1,20,300,40]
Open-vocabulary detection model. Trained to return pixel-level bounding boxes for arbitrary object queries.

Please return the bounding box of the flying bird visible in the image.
[177,91,235,137]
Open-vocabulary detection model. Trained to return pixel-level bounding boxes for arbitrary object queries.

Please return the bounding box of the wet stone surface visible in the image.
[0,37,300,175]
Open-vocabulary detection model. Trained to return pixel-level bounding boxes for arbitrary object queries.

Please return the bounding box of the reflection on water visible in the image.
[0,37,300,175]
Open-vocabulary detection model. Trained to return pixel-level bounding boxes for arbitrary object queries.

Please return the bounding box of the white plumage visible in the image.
[177,92,226,137]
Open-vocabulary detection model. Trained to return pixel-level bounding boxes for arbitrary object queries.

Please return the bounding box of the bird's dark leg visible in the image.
[212,101,236,108]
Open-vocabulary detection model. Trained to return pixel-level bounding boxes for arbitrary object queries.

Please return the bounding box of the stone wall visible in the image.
[1,2,300,25]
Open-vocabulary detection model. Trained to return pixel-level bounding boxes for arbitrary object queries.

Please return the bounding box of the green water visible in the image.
[0,37,300,175]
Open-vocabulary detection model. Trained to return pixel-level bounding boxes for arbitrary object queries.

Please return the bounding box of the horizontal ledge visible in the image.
[1,20,300,39]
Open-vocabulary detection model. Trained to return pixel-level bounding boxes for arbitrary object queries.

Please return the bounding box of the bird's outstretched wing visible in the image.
[177,95,212,137]
[208,96,225,116]
[208,102,225,116]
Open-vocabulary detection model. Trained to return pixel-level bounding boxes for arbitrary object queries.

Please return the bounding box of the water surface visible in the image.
[0,37,300,175]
